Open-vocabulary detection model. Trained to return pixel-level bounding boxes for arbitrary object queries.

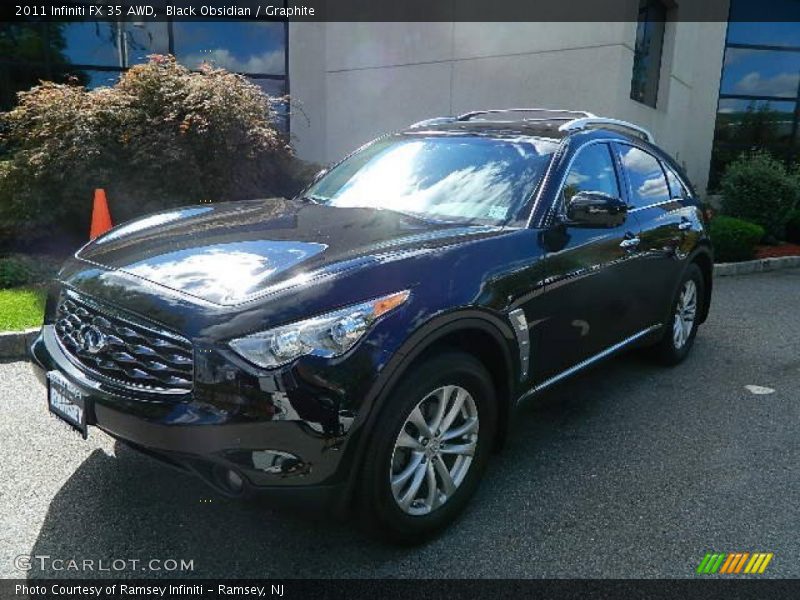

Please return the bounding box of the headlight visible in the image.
[228,290,410,368]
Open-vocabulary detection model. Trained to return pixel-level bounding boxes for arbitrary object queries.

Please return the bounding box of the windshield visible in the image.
[303,134,558,225]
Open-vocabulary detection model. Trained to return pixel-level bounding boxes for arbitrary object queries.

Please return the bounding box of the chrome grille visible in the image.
[55,290,193,393]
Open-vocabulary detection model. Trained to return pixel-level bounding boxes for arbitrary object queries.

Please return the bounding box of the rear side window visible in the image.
[562,143,620,202]
[618,145,669,208]
[664,164,691,200]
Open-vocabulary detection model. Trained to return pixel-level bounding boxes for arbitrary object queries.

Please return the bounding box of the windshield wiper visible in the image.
[299,194,328,204]
[375,206,465,225]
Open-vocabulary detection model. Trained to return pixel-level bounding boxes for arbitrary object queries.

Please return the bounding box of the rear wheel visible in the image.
[652,263,704,365]
[358,351,497,544]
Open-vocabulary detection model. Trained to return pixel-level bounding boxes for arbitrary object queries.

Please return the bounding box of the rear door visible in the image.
[613,143,696,328]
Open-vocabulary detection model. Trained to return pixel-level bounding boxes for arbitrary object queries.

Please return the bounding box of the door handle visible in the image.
[620,235,641,249]
[678,219,692,231]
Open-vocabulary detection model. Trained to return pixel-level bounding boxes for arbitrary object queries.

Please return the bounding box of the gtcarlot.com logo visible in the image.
[696,552,773,575]
[14,555,194,573]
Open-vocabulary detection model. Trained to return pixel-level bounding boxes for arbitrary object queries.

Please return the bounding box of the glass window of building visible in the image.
[61,22,169,68]
[172,22,286,76]
[709,0,800,188]
[630,0,667,107]
[0,20,288,130]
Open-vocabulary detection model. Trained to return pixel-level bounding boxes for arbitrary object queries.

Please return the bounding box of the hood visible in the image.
[77,199,506,305]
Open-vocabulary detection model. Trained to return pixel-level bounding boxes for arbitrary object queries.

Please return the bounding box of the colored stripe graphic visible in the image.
[696,553,712,574]
[699,552,773,575]
[734,553,750,574]
[719,553,738,574]
[697,553,726,574]
[758,553,774,573]
[745,553,774,574]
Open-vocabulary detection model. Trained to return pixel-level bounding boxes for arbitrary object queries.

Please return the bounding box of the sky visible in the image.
[60,21,285,75]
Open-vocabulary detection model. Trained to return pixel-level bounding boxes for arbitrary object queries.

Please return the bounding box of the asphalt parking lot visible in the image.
[1,270,798,579]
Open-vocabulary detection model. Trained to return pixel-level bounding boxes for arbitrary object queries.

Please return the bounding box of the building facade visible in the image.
[289,20,728,193]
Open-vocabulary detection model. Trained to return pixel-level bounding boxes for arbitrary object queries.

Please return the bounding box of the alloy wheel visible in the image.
[389,385,479,516]
[672,279,697,350]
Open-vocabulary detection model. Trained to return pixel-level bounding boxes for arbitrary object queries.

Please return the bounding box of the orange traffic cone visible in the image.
[90,188,113,239]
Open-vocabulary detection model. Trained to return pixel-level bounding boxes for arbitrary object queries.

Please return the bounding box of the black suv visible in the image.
[31,108,712,543]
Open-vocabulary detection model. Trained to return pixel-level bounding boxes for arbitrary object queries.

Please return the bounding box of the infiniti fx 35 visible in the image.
[31,109,712,543]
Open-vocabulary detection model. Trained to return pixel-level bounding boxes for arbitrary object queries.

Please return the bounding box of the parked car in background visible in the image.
[31,108,712,544]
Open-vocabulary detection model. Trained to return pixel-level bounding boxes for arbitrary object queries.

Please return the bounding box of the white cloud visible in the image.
[735,71,798,97]
[566,169,590,186]
[621,148,656,174]
[638,176,668,199]
[183,48,284,75]
[724,48,755,66]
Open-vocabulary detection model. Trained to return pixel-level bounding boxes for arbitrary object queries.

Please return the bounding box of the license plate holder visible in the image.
[47,371,88,439]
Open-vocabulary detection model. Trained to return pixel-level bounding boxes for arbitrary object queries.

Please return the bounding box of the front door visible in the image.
[532,141,646,381]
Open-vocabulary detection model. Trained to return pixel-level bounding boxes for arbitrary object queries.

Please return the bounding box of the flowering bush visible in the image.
[0,55,308,243]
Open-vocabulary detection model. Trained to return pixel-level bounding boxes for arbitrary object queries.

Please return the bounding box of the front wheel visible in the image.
[652,263,704,365]
[357,351,497,544]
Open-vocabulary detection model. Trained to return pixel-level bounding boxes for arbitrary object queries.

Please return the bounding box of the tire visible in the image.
[652,263,704,366]
[357,351,497,545]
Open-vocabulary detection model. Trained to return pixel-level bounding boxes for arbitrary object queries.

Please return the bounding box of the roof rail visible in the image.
[457,108,596,121]
[408,116,458,129]
[559,117,655,143]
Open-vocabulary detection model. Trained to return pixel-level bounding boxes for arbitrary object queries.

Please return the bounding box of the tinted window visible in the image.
[720,47,800,100]
[710,5,800,188]
[0,21,289,132]
[619,145,670,207]
[61,22,169,68]
[305,135,558,225]
[664,164,690,199]
[562,144,620,202]
[630,0,667,107]
[173,22,286,75]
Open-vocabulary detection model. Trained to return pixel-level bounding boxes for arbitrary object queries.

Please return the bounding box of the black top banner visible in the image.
[4,0,797,23]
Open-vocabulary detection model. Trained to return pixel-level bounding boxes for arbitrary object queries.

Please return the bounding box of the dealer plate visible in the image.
[47,371,88,439]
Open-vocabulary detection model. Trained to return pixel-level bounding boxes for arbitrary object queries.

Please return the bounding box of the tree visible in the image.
[0,55,308,245]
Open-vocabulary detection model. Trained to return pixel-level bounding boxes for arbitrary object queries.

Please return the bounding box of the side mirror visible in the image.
[565,191,627,228]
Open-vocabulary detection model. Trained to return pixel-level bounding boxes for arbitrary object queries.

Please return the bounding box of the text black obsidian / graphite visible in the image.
[165,5,316,17]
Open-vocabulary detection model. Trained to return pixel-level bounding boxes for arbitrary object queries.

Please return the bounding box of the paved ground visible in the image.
[1,270,798,579]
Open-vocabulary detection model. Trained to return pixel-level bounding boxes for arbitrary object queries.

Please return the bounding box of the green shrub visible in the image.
[0,254,60,288]
[0,256,32,288]
[786,209,800,244]
[0,55,310,244]
[710,216,765,263]
[720,151,798,239]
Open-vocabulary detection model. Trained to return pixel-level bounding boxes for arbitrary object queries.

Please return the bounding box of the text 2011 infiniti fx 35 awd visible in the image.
[31,109,712,543]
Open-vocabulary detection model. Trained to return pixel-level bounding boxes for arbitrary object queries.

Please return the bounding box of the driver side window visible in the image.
[563,144,621,203]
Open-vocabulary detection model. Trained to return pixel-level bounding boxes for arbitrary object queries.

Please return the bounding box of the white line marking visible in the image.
[745,385,775,395]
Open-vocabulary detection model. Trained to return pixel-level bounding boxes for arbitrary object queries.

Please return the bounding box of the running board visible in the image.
[517,324,662,404]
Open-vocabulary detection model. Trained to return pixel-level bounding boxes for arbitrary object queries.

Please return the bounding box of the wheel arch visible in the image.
[339,310,518,513]
[689,245,713,323]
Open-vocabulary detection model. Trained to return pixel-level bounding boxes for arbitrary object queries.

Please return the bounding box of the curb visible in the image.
[714,255,800,277]
[0,328,39,360]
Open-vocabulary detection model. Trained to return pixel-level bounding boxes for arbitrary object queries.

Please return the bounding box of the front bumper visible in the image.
[29,326,348,512]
